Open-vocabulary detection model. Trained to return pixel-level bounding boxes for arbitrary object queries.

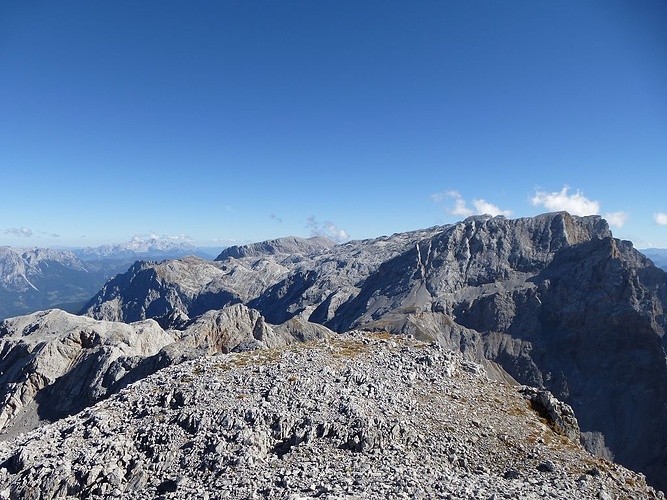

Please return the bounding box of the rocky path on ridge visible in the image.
[0,332,659,499]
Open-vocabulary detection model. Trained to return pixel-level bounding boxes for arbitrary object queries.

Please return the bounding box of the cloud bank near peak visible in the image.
[431,191,512,218]
[306,216,350,243]
[529,186,628,228]
[530,186,600,216]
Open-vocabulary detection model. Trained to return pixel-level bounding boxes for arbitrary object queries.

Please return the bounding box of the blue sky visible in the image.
[2,1,666,249]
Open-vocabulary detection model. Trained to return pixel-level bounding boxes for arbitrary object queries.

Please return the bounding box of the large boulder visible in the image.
[0,309,174,438]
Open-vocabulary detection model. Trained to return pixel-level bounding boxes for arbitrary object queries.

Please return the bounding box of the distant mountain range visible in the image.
[71,236,219,261]
[1,231,665,322]
[0,238,218,321]
[641,248,667,272]
[2,215,667,492]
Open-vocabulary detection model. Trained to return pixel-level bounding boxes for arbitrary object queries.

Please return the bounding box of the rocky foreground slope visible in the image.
[0,332,660,499]
[0,305,330,441]
[80,212,667,492]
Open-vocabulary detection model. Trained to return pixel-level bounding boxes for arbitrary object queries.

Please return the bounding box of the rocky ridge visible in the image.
[0,332,660,499]
[0,305,330,440]
[0,235,228,322]
[82,228,447,327]
[0,309,174,439]
[78,212,667,492]
[217,235,336,260]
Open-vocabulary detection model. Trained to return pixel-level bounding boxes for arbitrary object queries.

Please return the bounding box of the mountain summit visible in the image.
[0,331,659,498]
[79,212,667,492]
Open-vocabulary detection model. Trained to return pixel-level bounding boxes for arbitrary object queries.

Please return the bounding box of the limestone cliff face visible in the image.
[79,212,667,491]
[329,212,612,330]
[216,235,336,259]
[327,213,667,490]
[0,309,174,438]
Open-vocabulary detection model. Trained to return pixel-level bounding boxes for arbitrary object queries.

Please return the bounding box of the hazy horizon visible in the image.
[4,212,667,253]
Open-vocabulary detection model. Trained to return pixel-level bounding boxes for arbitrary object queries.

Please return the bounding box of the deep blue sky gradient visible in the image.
[2,1,666,248]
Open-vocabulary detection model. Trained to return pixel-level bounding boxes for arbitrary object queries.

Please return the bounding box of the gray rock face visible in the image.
[0,309,174,439]
[81,226,445,327]
[0,333,660,499]
[80,212,667,492]
[216,235,336,259]
[82,257,244,325]
[0,305,331,440]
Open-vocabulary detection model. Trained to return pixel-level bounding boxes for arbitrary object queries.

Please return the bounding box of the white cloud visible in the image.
[654,213,667,226]
[432,190,511,217]
[306,216,350,243]
[212,237,247,244]
[166,234,191,241]
[324,221,350,242]
[446,191,475,217]
[472,199,512,217]
[530,186,600,215]
[604,211,629,228]
[5,227,33,237]
[130,233,192,243]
